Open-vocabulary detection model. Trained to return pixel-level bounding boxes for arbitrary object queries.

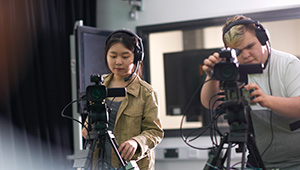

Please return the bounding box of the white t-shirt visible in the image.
[248,49,300,169]
[249,48,300,110]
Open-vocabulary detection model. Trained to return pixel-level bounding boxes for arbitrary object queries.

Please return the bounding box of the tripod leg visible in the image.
[241,142,247,170]
[204,133,229,170]
[247,134,266,170]
[100,142,106,170]
[226,142,232,170]
[106,130,127,168]
[82,138,98,170]
[93,135,106,170]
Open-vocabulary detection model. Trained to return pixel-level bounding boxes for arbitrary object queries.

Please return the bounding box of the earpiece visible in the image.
[223,19,269,46]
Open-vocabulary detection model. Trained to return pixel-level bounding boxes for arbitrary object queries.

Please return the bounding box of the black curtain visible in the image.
[0,0,95,169]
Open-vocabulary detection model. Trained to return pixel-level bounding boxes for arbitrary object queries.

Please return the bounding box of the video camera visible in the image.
[210,48,263,104]
[86,74,126,102]
[211,48,263,84]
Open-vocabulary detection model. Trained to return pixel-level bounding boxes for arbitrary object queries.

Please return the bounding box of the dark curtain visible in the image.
[0,0,96,169]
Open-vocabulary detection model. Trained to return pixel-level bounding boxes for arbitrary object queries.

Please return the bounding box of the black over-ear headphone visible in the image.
[106,29,144,64]
[223,19,269,45]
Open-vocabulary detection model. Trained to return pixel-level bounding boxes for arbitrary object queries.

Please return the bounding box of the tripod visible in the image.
[204,82,265,170]
[85,122,126,169]
[84,101,139,170]
[70,100,139,170]
[70,74,139,169]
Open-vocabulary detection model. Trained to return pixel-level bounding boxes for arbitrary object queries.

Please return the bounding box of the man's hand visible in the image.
[244,82,271,107]
[203,52,222,77]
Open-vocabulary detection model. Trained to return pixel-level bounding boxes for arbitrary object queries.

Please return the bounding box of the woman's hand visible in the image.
[118,139,138,161]
[82,127,88,139]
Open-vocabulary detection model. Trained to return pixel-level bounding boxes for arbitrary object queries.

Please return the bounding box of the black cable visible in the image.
[260,42,274,157]
[61,97,86,127]
[209,95,222,148]
[180,78,211,149]
[186,104,224,144]
[184,94,222,142]
[209,98,227,148]
[181,80,227,150]
[60,96,91,145]
[180,78,223,150]
[209,92,224,120]
[210,94,225,132]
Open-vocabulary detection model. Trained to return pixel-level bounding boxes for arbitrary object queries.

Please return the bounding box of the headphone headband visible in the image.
[223,19,269,46]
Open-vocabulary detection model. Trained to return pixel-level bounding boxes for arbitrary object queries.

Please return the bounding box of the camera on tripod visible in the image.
[66,74,140,170]
[203,48,266,170]
[81,74,140,170]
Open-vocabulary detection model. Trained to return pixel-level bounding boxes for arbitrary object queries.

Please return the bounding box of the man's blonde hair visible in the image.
[222,15,256,47]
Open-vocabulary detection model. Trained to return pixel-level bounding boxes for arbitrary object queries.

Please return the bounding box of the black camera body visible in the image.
[211,48,240,82]
[211,48,263,84]
[86,74,126,102]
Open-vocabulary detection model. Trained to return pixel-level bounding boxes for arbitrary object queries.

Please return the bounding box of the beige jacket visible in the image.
[102,74,164,170]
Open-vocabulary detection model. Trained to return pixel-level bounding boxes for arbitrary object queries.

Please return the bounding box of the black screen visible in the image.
[163,48,218,123]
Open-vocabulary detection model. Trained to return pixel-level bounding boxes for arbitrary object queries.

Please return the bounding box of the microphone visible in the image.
[124,61,140,82]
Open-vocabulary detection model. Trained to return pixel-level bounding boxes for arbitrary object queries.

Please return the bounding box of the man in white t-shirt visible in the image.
[201,15,300,170]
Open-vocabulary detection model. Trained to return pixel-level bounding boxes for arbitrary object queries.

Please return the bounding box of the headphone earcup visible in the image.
[134,47,144,64]
[255,24,269,46]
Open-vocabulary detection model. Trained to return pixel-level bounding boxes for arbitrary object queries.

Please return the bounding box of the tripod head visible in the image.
[219,81,250,133]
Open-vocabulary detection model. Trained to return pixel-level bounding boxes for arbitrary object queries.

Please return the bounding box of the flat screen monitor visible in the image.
[75,25,112,113]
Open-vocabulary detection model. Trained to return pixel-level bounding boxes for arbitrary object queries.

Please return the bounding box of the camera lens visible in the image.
[86,85,107,101]
[92,88,103,99]
[221,65,235,79]
[212,62,238,81]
